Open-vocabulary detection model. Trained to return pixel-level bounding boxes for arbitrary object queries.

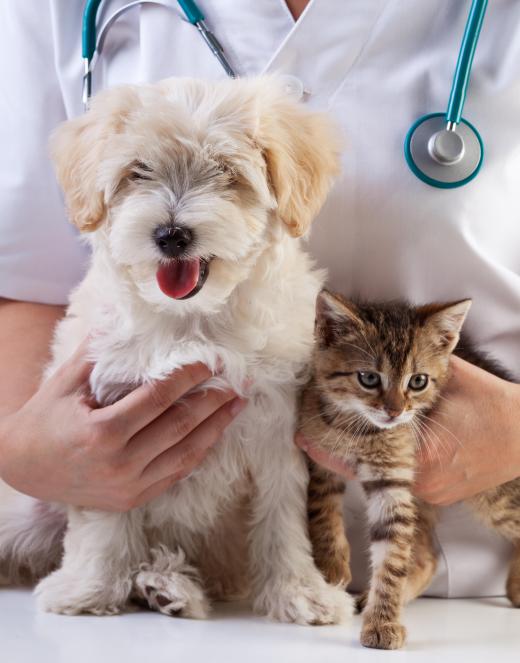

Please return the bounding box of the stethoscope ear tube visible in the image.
[81,0,235,110]
[82,0,104,61]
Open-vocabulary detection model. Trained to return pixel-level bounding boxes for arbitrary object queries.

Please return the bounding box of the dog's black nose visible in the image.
[153,226,193,258]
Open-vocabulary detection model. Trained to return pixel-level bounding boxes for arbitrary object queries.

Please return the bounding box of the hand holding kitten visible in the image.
[297,356,520,504]
[413,355,520,505]
[296,356,520,505]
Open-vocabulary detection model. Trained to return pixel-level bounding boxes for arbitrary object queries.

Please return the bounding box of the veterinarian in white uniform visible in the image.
[1,0,519,598]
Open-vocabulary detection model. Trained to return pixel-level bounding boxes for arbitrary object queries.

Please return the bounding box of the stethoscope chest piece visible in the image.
[405,113,483,189]
[404,0,488,188]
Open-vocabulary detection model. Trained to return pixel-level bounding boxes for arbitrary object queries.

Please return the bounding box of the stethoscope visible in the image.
[82,0,236,110]
[83,0,488,189]
[405,0,488,188]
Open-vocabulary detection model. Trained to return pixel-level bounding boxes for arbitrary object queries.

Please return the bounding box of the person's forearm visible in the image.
[0,298,64,418]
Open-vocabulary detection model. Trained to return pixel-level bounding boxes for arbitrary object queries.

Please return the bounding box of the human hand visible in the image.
[0,340,247,511]
[295,433,356,479]
[414,355,520,506]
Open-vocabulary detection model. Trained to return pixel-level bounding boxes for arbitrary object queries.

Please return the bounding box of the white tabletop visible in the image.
[2,589,519,663]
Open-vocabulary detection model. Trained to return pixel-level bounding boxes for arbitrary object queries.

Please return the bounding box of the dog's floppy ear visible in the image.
[50,86,140,232]
[255,81,341,237]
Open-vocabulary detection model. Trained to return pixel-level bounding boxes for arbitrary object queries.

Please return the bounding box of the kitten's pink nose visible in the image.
[385,408,403,420]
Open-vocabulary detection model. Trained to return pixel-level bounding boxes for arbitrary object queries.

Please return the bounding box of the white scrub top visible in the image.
[1,0,519,597]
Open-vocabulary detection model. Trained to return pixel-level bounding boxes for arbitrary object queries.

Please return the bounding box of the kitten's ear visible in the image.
[418,299,472,352]
[316,290,362,346]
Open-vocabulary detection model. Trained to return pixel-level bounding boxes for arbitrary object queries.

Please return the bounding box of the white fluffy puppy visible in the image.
[1,77,351,624]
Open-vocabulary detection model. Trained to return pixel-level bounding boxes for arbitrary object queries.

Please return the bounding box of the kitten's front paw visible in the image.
[255,576,353,625]
[35,568,130,615]
[361,621,407,650]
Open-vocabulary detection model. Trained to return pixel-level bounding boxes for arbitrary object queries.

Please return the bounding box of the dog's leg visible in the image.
[35,507,146,615]
[132,544,209,618]
[249,433,353,625]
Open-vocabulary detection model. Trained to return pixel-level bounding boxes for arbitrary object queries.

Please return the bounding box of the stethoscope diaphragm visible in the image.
[404,0,488,188]
[404,113,483,189]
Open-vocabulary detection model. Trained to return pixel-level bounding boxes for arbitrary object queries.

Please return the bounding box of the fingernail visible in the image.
[230,397,248,417]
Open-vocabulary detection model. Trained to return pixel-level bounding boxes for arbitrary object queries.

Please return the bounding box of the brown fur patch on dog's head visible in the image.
[50,86,142,232]
[254,85,341,237]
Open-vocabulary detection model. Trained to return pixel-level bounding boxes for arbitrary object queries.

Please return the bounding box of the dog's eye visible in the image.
[129,161,153,181]
[216,160,239,184]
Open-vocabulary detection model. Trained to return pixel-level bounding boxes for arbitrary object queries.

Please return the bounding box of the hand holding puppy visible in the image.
[0,339,246,511]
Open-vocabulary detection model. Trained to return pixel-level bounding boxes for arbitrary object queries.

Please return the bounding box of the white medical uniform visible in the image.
[1,0,519,597]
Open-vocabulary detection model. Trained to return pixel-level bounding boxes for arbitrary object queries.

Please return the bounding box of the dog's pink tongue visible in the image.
[156,260,200,299]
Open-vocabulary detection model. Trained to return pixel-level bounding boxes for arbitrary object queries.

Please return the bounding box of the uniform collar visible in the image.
[263,0,388,101]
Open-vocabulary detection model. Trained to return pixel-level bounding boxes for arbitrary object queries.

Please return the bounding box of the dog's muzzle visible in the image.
[153,225,193,258]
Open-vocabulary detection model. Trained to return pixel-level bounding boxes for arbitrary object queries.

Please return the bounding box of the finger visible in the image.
[47,336,93,395]
[126,388,238,464]
[98,363,212,437]
[141,397,247,485]
[413,478,452,504]
[414,488,457,506]
[132,476,178,509]
[296,434,356,479]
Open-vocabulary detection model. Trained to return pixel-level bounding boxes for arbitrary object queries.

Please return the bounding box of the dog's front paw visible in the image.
[133,546,209,619]
[35,568,130,616]
[361,621,407,650]
[254,576,353,625]
[133,568,209,619]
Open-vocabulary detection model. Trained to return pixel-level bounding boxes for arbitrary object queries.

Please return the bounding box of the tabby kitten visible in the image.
[299,290,520,650]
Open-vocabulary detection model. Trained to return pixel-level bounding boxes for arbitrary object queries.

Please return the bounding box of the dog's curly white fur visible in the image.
[0,77,352,624]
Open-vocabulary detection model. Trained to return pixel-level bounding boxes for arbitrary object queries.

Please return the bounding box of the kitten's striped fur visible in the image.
[299,290,520,649]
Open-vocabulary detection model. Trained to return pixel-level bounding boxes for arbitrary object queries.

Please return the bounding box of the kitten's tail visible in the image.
[0,486,66,585]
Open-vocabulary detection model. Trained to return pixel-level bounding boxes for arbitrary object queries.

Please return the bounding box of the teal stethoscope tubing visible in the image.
[82,0,236,109]
[446,0,488,125]
[405,0,488,188]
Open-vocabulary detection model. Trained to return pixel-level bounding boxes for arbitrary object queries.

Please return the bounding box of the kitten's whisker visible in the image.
[340,342,376,362]
[417,412,464,450]
[414,418,446,469]
[331,413,368,457]
[412,418,442,468]
[354,330,379,363]
[435,393,455,406]
[413,420,440,465]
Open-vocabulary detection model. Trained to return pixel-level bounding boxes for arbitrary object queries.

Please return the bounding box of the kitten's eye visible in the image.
[408,374,429,391]
[357,372,381,389]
